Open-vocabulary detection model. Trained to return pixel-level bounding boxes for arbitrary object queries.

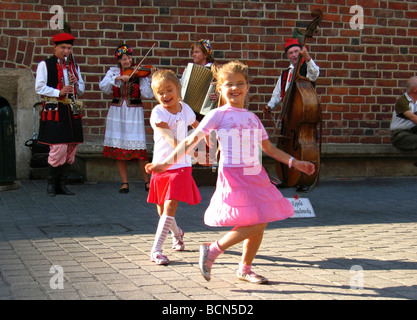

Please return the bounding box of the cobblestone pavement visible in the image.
[1,177,417,301]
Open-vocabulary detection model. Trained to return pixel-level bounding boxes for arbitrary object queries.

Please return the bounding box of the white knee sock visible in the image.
[152,215,174,253]
[170,218,181,237]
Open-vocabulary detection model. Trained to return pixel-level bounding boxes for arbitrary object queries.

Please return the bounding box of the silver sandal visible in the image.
[199,243,212,281]
[237,271,268,284]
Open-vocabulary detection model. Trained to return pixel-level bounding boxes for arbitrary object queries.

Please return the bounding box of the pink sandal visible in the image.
[172,228,185,251]
[150,251,169,265]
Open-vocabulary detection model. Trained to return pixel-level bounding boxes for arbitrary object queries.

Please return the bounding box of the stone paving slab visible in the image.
[0,177,417,301]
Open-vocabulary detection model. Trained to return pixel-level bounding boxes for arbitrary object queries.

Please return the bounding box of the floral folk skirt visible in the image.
[103,101,148,161]
[103,146,148,161]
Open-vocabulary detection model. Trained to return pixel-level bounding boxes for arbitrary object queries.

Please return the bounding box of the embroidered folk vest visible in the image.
[112,68,142,106]
[44,55,79,96]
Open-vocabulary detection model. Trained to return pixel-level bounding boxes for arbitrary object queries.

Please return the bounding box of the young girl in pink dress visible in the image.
[147,69,201,265]
[146,61,315,283]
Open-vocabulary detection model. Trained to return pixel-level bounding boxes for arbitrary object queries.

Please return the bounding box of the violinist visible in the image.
[99,44,156,193]
[264,38,320,112]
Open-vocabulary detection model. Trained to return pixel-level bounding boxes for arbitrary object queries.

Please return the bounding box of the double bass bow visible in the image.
[275,9,323,190]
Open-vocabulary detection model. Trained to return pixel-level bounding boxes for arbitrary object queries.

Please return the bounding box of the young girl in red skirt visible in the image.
[146,61,315,283]
[147,69,201,265]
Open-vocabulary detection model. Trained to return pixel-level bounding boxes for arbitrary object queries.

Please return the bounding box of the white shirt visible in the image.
[267,59,320,109]
[390,92,417,131]
[99,67,154,99]
[150,101,196,170]
[35,58,85,97]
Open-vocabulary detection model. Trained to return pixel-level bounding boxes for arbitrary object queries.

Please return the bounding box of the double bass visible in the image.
[275,9,323,190]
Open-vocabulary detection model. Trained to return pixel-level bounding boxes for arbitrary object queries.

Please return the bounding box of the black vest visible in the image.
[45,55,61,88]
[38,56,83,145]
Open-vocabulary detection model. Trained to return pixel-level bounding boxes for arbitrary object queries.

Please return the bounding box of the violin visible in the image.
[123,65,152,78]
[122,43,156,81]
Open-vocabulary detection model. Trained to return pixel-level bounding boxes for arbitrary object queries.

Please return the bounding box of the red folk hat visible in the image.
[52,33,75,45]
[284,38,302,53]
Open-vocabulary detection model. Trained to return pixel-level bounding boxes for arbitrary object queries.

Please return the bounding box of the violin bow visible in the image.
[128,43,156,80]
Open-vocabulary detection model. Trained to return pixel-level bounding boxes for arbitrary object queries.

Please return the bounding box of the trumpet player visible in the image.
[35,32,85,196]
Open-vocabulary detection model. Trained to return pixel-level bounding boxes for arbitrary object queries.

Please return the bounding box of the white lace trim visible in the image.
[104,137,147,150]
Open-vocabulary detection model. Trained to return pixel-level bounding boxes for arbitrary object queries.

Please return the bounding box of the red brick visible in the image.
[1,1,415,145]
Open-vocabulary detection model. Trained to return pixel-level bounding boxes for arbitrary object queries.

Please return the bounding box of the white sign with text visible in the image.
[287,197,316,218]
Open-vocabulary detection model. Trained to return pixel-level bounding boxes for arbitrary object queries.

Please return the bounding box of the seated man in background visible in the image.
[390,76,417,151]
[390,76,417,166]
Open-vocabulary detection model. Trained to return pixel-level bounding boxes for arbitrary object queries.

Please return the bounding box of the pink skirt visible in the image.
[204,164,294,227]
[147,167,201,206]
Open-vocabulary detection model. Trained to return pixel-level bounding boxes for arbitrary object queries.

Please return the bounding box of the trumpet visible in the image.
[64,55,79,115]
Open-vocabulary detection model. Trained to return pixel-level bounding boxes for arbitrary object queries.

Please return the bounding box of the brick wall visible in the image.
[1,0,417,145]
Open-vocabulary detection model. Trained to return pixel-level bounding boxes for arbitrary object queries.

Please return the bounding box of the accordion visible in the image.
[181,63,217,116]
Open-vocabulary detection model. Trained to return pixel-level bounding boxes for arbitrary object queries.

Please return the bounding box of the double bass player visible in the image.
[264,38,320,113]
[264,37,321,192]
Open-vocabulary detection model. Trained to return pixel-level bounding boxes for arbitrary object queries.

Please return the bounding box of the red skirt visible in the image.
[147,167,201,206]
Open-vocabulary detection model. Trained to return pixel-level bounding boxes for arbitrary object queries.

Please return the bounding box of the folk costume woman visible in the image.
[179,39,215,83]
[180,39,218,121]
[99,44,155,193]
[190,39,215,69]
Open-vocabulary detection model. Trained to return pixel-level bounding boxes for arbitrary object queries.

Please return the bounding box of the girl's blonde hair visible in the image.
[212,60,250,93]
[151,69,182,97]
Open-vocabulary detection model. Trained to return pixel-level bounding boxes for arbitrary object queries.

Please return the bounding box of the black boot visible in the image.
[296,185,310,192]
[56,164,75,196]
[47,165,59,197]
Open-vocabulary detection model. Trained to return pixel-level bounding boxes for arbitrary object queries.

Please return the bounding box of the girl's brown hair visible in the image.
[212,60,251,108]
